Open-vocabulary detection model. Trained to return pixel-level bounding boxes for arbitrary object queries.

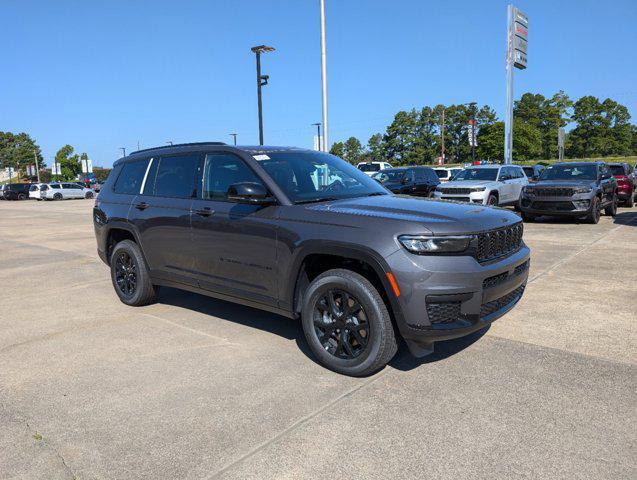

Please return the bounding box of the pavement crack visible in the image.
[205,370,388,479]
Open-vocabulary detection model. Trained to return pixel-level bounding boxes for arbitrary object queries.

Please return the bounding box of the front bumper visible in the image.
[386,245,530,356]
[433,191,487,205]
[520,195,593,217]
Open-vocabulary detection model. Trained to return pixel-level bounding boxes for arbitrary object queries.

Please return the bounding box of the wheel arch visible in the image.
[286,242,405,327]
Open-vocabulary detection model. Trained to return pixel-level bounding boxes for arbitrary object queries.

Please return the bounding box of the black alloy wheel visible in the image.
[313,289,369,359]
[114,250,137,298]
[487,194,498,206]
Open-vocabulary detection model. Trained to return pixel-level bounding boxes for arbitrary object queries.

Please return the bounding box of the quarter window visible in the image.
[202,154,262,201]
[113,160,149,195]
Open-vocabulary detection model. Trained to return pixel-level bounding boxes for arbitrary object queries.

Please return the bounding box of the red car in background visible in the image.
[609,163,635,207]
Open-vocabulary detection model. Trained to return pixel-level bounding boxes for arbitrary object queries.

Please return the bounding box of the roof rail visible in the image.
[131,142,227,155]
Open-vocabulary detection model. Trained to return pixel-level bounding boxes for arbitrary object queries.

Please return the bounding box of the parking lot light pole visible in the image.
[119,147,126,158]
[229,133,237,145]
[312,123,322,151]
[319,0,329,152]
[33,150,41,183]
[251,45,275,145]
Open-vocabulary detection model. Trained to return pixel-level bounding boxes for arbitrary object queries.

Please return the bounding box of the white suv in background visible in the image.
[434,167,462,182]
[41,182,95,200]
[29,183,49,200]
[356,161,393,176]
[433,165,528,207]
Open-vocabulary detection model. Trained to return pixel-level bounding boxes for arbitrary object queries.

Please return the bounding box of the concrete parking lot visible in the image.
[1,199,636,479]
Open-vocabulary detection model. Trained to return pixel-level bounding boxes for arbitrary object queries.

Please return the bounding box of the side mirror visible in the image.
[227,182,275,205]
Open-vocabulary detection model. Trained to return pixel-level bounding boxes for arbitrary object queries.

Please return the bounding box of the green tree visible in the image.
[567,96,633,158]
[329,141,345,159]
[343,137,364,164]
[0,131,43,180]
[514,91,572,159]
[367,133,385,161]
[55,144,81,180]
[477,120,542,161]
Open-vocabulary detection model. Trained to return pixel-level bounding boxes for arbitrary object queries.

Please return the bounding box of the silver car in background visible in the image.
[433,165,528,207]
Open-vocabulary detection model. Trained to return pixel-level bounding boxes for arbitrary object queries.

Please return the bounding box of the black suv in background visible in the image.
[94,143,529,376]
[2,183,32,200]
[371,166,440,196]
[520,162,617,224]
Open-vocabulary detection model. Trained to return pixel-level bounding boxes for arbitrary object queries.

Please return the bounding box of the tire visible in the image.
[110,240,158,306]
[521,212,536,222]
[85,191,94,199]
[301,269,398,377]
[625,193,634,208]
[586,196,601,224]
[604,193,617,217]
[17,193,26,200]
[486,193,499,206]
[53,193,63,200]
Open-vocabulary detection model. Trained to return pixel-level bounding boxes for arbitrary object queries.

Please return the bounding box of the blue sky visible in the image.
[2,0,636,167]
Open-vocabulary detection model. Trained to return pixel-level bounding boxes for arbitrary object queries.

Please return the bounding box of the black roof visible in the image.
[131,142,227,155]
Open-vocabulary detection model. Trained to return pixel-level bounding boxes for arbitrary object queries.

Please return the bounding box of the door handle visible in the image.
[135,202,149,210]
[194,207,214,217]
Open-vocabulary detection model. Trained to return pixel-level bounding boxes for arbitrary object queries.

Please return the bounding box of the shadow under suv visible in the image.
[520,162,618,224]
[94,143,530,376]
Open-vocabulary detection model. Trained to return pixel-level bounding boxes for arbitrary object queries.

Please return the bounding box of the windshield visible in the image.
[609,165,626,176]
[258,151,388,203]
[453,168,498,181]
[358,163,381,172]
[372,169,405,183]
[539,164,597,181]
[523,167,534,177]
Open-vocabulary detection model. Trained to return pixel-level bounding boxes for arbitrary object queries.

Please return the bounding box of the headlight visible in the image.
[573,186,592,194]
[471,186,486,192]
[398,235,473,254]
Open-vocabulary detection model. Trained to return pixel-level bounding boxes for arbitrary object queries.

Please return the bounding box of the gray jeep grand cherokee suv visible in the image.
[94,143,530,376]
[520,162,618,224]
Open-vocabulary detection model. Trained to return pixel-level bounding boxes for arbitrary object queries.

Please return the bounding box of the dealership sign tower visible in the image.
[504,5,528,164]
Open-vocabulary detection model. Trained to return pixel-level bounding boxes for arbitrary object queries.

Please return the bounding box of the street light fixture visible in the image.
[311,123,322,151]
[229,133,237,145]
[166,141,173,146]
[251,45,275,145]
[119,147,126,157]
[463,102,478,163]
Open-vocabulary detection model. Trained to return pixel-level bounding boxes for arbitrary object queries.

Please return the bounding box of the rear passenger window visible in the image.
[152,155,200,198]
[202,153,262,200]
[114,160,148,195]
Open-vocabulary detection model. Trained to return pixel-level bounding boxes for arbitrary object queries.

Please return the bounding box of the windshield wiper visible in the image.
[295,197,340,204]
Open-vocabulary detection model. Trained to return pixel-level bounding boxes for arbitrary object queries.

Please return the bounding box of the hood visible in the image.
[531,180,595,188]
[442,180,497,188]
[305,195,521,235]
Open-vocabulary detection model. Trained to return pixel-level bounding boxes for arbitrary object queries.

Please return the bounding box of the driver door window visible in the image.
[202,153,263,201]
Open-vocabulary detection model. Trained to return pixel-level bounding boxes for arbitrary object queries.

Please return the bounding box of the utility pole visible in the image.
[33,150,40,183]
[229,133,237,145]
[251,45,275,145]
[319,0,329,152]
[312,123,322,151]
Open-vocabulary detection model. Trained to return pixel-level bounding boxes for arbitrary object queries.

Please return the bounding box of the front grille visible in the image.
[426,301,461,325]
[476,223,524,263]
[480,285,525,318]
[482,260,530,289]
[532,187,574,197]
[531,201,575,211]
[439,187,472,195]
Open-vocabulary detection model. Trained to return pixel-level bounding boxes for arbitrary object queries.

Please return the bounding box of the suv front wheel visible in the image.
[301,269,398,377]
[110,240,158,306]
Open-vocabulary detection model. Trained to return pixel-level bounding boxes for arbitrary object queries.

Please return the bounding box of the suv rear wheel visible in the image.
[301,269,397,376]
[110,240,158,306]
